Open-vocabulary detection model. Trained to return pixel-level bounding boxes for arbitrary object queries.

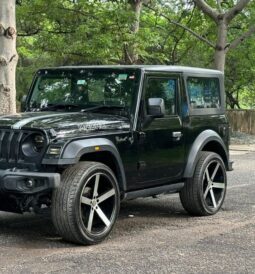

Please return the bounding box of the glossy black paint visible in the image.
[0,66,231,202]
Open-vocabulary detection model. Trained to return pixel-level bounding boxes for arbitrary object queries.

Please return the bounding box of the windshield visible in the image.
[29,68,141,115]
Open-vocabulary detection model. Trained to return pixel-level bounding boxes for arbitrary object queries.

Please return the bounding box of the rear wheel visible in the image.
[52,162,120,245]
[180,152,227,216]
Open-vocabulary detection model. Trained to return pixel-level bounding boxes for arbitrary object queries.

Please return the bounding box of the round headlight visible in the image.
[22,133,46,157]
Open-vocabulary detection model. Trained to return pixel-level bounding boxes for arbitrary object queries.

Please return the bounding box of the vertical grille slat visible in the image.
[15,132,24,163]
[7,131,14,162]
[0,131,6,159]
[1,131,10,162]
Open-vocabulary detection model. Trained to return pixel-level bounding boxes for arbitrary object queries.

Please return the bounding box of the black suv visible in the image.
[0,66,232,245]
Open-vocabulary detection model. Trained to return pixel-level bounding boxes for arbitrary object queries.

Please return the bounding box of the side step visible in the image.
[123,182,184,200]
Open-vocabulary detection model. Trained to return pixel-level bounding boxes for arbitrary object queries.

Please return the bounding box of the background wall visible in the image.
[227,110,255,135]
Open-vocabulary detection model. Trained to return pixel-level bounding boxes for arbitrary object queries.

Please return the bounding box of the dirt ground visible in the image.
[0,149,254,274]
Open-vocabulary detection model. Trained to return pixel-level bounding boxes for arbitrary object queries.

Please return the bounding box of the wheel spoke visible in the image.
[93,174,100,197]
[211,163,220,181]
[98,188,115,204]
[205,168,210,182]
[204,185,211,199]
[210,188,217,208]
[212,182,225,189]
[87,208,95,232]
[81,196,92,205]
[95,206,111,227]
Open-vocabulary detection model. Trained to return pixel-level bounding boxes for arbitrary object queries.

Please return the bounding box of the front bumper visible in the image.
[0,169,60,194]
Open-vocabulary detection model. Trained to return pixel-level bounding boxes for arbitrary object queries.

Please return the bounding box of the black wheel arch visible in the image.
[79,150,126,194]
[45,138,127,193]
[183,130,230,178]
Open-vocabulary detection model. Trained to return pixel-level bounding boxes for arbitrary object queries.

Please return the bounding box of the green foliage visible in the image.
[239,87,255,108]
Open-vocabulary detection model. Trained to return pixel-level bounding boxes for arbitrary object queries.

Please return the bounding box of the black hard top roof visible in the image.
[40,65,223,75]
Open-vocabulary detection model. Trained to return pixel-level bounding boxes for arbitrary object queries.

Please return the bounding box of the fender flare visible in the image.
[183,130,229,178]
[60,138,127,191]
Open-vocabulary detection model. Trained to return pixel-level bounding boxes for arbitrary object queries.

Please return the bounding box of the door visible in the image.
[133,74,185,189]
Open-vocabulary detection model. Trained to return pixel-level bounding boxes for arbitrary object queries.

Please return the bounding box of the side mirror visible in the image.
[147,98,165,118]
[21,95,27,112]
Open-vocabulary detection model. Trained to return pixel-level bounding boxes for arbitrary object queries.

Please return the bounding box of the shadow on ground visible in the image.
[0,196,189,248]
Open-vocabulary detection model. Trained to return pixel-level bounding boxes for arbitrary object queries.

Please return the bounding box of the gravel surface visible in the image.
[0,150,254,274]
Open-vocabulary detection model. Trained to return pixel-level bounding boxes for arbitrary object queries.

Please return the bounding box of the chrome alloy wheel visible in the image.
[80,172,117,235]
[202,160,226,210]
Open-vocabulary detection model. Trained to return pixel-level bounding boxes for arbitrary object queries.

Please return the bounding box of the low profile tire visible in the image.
[180,151,227,216]
[52,162,120,245]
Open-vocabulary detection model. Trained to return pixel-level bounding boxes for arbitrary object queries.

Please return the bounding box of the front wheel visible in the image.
[180,151,227,216]
[52,162,120,245]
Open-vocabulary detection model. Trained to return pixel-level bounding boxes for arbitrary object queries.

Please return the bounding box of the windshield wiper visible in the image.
[81,105,129,117]
[81,105,124,112]
[40,103,81,111]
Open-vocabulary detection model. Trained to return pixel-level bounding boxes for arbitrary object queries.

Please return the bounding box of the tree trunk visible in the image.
[124,0,142,64]
[130,0,142,34]
[213,20,227,71]
[0,0,18,114]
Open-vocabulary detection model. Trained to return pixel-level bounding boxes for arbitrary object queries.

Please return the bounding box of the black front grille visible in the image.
[0,130,29,164]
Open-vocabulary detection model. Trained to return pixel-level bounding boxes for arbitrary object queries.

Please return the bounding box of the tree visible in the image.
[0,0,18,114]
[193,0,254,71]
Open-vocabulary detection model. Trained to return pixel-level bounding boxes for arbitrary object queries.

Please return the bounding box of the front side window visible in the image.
[145,78,177,116]
[187,77,221,109]
[29,69,141,114]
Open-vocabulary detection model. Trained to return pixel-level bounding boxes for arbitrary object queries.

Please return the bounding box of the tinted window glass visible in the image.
[29,69,140,112]
[145,78,177,115]
[187,77,220,109]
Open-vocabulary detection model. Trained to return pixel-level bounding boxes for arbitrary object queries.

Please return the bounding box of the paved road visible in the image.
[0,150,254,274]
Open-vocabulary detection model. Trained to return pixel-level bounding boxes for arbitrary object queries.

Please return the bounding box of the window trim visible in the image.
[183,73,225,116]
[186,76,221,110]
[140,73,182,120]
[27,68,142,113]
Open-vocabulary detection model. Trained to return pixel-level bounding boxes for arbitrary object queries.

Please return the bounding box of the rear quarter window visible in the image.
[187,77,221,109]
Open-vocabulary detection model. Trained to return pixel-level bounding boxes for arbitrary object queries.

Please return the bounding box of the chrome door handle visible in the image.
[172,131,183,140]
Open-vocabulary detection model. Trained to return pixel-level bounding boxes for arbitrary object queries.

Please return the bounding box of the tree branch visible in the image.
[225,0,251,23]
[144,4,215,48]
[123,42,133,64]
[227,25,255,50]
[43,48,87,58]
[18,29,40,37]
[193,0,218,22]
[55,6,98,20]
[171,7,196,64]
[217,0,223,13]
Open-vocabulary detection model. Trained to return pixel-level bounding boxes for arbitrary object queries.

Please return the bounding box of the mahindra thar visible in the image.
[0,65,232,244]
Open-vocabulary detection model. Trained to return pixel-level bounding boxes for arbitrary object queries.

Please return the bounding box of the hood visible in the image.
[0,112,130,138]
